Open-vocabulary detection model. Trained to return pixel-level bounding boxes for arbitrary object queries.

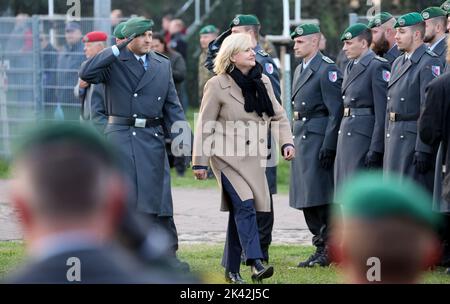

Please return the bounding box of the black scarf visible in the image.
[228,63,275,117]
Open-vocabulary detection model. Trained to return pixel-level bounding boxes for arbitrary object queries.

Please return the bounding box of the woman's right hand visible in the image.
[194,169,208,180]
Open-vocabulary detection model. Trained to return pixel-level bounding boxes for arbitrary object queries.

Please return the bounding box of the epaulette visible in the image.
[322,56,334,64]
[154,51,169,60]
[257,49,269,57]
[374,56,389,63]
[426,49,438,57]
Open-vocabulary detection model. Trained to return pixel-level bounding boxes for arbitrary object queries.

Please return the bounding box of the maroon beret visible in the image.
[82,31,108,43]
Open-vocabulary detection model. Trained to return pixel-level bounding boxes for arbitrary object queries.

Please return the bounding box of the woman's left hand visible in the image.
[283,146,295,161]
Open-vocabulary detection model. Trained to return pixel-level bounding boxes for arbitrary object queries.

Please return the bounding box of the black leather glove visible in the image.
[204,28,232,72]
[318,149,336,170]
[364,151,383,169]
[117,33,137,50]
[413,151,433,174]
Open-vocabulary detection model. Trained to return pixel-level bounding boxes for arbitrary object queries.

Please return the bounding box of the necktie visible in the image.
[138,58,147,71]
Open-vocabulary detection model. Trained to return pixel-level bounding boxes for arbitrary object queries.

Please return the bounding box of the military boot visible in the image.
[297,247,321,268]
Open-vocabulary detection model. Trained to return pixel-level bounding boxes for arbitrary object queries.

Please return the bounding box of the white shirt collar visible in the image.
[430,35,446,51]
[302,53,317,69]
[134,53,147,64]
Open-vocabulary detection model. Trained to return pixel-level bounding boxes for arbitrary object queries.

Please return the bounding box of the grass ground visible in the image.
[1,241,449,284]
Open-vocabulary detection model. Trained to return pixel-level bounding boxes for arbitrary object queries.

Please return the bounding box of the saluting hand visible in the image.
[283,145,296,161]
[194,169,208,180]
[117,33,137,50]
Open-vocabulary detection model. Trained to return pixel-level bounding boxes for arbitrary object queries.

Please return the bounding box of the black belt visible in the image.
[388,112,419,122]
[108,116,163,128]
[343,107,374,117]
[293,110,328,121]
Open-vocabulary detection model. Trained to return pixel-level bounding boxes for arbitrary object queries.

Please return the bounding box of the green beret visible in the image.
[368,12,394,28]
[122,17,154,37]
[441,1,450,14]
[14,122,116,165]
[199,25,219,35]
[340,23,370,41]
[394,12,424,28]
[335,172,441,229]
[421,7,447,20]
[290,23,320,39]
[229,14,260,28]
[113,22,127,39]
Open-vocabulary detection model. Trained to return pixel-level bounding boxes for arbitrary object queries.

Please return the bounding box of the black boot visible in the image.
[297,247,321,268]
[309,247,330,267]
[251,259,274,283]
[225,271,245,284]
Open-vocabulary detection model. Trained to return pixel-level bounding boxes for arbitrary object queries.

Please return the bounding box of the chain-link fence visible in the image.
[0,15,119,157]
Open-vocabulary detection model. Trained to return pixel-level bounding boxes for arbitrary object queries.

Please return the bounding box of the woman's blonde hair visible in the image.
[213,33,254,75]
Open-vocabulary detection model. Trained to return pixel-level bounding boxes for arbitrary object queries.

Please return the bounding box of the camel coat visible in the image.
[193,73,293,212]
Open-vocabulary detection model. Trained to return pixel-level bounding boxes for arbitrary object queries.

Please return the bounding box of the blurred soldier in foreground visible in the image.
[331,172,441,283]
[6,123,196,283]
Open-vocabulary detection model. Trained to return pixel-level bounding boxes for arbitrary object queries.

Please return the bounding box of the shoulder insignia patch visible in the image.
[257,50,269,57]
[426,49,438,57]
[374,56,388,63]
[322,56,334,64]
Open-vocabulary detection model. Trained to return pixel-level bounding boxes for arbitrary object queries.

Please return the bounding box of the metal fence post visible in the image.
[32,15,42,121]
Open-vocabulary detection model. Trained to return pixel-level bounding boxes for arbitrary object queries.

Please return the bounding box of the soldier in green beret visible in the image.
[384,13,442,196]
[113,21,127,45]
[331,172,441,283]
[335,23,390,210]
[198,25,219,104]
[441,0,450,31]
[80,16,191,271]
[289,23,343,268]
[368,12,402,65]
[422,7,448,67]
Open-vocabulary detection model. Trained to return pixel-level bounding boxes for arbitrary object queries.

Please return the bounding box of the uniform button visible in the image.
[351,98,355,101]
[342,96,345,100]
[301,102,306,106]
[291,101,295,106]
[400,135,405,139]
[158,97,162,101]
[134,93,138,97]
[400,98,405,101]
[387,134,391,138]
[338,130,341,134]
[347,132,352,136]
[351,115,356,118]
[292,136,296,139]
[302,135,307,139]
[133,114,138,118]
[132,132,136,136]
[302,117,307,121]
[387,97,391,100]
[155,133,159,137]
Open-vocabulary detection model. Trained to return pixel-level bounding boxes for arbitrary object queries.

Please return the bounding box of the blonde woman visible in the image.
[192,33,295,283]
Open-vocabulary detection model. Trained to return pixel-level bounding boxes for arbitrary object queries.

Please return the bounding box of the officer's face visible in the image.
[232,46,256,72]
[151,39,165,53]
[84,42,105,59]
[395,27,414,52]
[200,33,218,50]
[342,38,366,59]
[129,31,153,55]
[232,26,257,45]
[293,36,317,59]
[423,19,437,44]
[371,27,384,46]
